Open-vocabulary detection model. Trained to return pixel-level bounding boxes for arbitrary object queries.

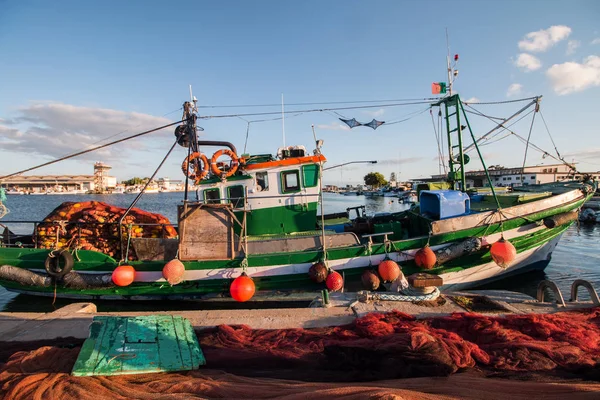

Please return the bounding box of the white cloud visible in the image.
[566,40,581,55]
[315,121,351,131]
[546,55,600,95]
[514,53,542,71]
[506,83,523,97]
[362,108,385,117]
[463,97,480,104]
[518,25,572,52]
[563,147,600,160]
[591,38,600,45]
[0,102,174,161]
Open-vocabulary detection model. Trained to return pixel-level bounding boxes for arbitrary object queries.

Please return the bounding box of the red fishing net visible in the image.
[35,201,177,259]
[1,308,599,399]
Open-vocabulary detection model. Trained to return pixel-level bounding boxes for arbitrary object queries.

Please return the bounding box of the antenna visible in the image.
[189,85,198,113]
[281,93,286,147]
[445,29,459,96]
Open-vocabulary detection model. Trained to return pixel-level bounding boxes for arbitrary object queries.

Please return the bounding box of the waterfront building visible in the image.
[419,163,600,189]
[0,163,117,193]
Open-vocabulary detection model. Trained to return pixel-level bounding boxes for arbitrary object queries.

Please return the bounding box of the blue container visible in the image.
[419,190,471,220]
[470,194,484,202]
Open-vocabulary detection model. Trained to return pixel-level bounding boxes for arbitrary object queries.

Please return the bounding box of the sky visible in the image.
[0,0,599,186]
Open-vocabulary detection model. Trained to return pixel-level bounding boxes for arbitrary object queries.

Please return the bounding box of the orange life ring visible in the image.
[181,152,209,184]
[210,149,239,178]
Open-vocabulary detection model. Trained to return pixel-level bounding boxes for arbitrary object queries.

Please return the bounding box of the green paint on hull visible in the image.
[239,201,319,235]
[0,222,572,299]
[0,190,589,299]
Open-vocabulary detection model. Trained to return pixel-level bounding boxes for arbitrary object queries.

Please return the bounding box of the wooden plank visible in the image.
[125,316,158,343]
[72,315,204,376]
[173,316,193,368]
[71,318,105,376]
[181,316,206,367]
[156,315,184,370]
[120,342,161,374]
[178,205,235,261]
[92,317,127,376]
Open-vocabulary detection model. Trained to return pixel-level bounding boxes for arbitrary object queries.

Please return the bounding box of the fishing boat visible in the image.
[0,90,595,301]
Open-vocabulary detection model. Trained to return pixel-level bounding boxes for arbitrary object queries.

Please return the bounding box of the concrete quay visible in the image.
[0,290,596,342]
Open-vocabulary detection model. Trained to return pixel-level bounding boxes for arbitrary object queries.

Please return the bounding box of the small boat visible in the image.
[399,191,418,204]
[0,92,594,301]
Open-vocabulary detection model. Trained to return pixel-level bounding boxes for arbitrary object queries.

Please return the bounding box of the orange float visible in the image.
[378,260,401,282]
[490,237,517,268]
[361,270,380,290]
[162,259,185,285]
[181,152,209,184]
[326,270,344,292]
[210,149,239,178]
[112,265,136,286]
[308,262,328,283]
[415,246,437,269]
[230,272,256,302]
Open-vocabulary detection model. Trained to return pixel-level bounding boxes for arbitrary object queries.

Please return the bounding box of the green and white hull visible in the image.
[0,184,589,300]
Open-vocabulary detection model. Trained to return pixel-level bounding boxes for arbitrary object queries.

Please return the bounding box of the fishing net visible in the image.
[35,201,177,260]
[1,308,599,399]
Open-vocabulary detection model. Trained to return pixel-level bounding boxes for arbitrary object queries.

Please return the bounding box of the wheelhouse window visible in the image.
[281,170,300,193]
[228,185,245,208]
[302,164,319,188]
[256,171,269,191]
[204,188,220,204]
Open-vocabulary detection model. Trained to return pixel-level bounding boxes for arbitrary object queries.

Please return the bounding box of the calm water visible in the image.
[0,192,598,311]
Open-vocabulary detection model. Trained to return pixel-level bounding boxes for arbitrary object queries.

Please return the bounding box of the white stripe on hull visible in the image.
[26,221,558,289]
[440,234,561,290]
[129,221,549,285]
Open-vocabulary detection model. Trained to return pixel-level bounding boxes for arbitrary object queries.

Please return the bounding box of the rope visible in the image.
[122,224,133,264]
[360,287,441,302]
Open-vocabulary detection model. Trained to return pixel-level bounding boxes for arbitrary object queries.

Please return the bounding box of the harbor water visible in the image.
[0,192,598,312]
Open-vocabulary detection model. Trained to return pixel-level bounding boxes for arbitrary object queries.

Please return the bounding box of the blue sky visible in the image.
[1,0,599,185]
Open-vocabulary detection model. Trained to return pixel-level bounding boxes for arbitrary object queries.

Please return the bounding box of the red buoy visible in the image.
[490,237,517,268]
[308,262,328,283]
[326,270,344,292]
[361,270,380,290]
[230,272,255,302]
[415,246,437,269]
[112,265,135,287]
[378,259,401,282]
[162,259,185,285]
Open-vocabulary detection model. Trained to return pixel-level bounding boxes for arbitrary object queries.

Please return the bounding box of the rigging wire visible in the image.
[463,104,535,152]
[462,102,578,174]
[385,106,430,125]
[519,106,539,183]
[539,110,562,160]
[430,107,446,175]
[196,97,440,109]
[0,119,184,181]
[53,107,183,160]
[462,96,539,105]
[199,100,434,120]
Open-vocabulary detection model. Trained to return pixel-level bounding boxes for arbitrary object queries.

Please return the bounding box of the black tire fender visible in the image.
[44,249,74,278]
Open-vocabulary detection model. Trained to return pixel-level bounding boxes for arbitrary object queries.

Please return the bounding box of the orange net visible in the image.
[1,308,600,399]
[35,201,177,260]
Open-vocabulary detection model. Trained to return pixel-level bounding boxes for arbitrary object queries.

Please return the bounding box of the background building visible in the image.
[418,163,600,189]
[1,163,117,193]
